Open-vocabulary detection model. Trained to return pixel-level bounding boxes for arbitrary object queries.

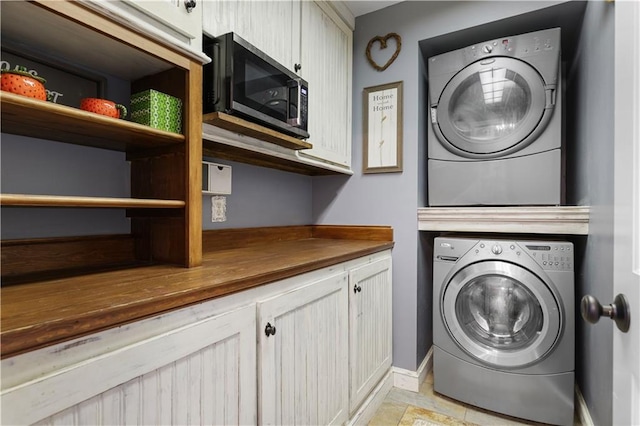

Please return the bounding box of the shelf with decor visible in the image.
[1,92,185,151]
[417,206,591,235]
[0,0,205,283]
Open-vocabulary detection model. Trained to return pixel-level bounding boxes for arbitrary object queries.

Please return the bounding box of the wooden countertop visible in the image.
[1,225,393,358]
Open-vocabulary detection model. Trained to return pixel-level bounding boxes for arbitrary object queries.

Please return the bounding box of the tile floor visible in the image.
[368,370,581,426]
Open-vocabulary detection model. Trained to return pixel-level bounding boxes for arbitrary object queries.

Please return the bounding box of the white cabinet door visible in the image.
[258,271,349,425]
[202,0,301,72]
[299,1,353,167]
[1,304,257,426]
[349,256,393,413]
[120,0,202,46]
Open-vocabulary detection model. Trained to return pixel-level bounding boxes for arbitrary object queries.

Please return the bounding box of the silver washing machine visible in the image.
[432,237,574,425]
[427,28,563,206]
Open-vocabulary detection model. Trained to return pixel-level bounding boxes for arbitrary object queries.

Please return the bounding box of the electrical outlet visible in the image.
[211,196,226,222]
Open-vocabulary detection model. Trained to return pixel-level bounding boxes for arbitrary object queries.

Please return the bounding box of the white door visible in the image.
[298,1,353,167]
[123,0,201,41]
[258,272,349,425]
[202,0,301,70]
[349,257,392,413]
[0,304,257,425]
[613,1,640,425]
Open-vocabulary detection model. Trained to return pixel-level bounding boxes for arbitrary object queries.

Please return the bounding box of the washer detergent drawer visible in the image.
[433,347,574,426]
[427,149,562,206]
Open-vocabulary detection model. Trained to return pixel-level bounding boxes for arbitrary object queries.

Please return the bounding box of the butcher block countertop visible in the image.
[1,225,393,359]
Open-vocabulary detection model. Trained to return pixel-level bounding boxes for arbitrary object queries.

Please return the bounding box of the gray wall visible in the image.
[202,158,313,229]
[312,0,571,371]
[0,135,130,239]
[1,69,132,240]
[567,2,615,425]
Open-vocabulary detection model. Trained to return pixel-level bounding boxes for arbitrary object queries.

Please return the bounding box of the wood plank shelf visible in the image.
[203,111,312,151]
[418,206,590,235]
[0,92,185,152]
[0,194,185,209]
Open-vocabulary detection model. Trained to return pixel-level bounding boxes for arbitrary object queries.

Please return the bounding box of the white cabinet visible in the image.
[258,271,350,425]
[348,257,393,413]
[84,0,204,52]
[202,0,301,71]
[0,303,257,426]
[298,1,353,168]
[1,251,392,425]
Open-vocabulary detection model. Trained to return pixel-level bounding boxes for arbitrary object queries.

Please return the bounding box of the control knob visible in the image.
[491,244,503,255]
[482,44,493,54]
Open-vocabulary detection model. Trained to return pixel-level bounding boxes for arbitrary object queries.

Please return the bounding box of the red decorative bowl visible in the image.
[80,98,127,119]
[1,66,47,101]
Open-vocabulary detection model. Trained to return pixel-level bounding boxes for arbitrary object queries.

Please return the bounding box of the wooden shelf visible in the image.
[0,92,185,152]
[202,122,353,176]
[203,112,312,151]
[0,194,185,209]
[418,206,590,235]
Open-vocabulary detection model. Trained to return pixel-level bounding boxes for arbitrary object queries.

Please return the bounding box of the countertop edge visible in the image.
[1,228,393,358]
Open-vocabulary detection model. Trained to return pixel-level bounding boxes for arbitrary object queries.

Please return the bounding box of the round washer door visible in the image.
[441,260,561,369]
[435,57,551,158]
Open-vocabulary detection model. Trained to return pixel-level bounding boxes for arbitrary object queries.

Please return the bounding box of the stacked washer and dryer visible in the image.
[427,29,575,425]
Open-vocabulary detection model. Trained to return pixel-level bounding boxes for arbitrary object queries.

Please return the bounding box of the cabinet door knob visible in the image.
[184,0,196,13]
[294,63,302,73]
[354,284,362,293]
[265,322,277,337]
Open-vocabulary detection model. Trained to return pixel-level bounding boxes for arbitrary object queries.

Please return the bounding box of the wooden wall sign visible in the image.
[366,33,402,72]
[363,81,403,173]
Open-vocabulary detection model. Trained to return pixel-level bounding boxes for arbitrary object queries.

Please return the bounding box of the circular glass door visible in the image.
[441,261,561,368]
[436,57,548,158]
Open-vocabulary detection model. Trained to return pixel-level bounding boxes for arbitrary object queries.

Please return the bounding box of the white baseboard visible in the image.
[347,369,394,425]
[392,347,433,392]
[575,385,595,426]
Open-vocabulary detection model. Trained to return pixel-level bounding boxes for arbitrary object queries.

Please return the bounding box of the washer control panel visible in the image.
[434,238,574,272]
[525,242,574,271]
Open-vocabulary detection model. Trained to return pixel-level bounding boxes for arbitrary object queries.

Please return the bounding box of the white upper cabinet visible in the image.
[298,1,353,168]
[202,0,301,72]
[86,0,204,52]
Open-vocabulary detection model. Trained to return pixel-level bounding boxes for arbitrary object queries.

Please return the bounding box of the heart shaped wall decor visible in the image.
[366,33,402,72]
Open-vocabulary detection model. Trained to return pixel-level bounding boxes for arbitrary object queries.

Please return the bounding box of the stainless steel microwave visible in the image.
[203,32,309,139]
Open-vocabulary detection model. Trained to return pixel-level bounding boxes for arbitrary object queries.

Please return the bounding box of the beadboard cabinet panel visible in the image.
[349,256,393,413]
[202,0,301,72]
[1,304,257,426]
[258,271,350,425]
[84,0,204,51]
[298,1,353,167]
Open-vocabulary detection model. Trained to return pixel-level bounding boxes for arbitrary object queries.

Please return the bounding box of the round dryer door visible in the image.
[436,57,553,158]
[441,260,562,369]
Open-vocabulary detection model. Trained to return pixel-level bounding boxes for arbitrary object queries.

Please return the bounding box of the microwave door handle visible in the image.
[288,78,300,121]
